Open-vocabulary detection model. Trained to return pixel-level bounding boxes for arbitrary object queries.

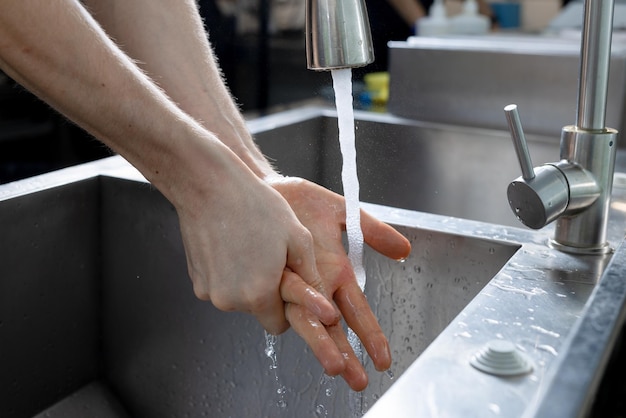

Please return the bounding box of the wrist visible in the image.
[160,130,248,210]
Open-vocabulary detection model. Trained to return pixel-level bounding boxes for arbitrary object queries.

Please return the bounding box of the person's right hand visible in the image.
[172,150,339,336]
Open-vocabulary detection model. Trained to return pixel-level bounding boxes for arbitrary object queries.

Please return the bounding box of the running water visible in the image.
[331,68,366,291]
[263,68,368,417]
[264,331,287,410]
[331,68,366,417]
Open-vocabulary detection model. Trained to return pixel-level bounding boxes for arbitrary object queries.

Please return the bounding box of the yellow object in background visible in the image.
[364,72,389,106]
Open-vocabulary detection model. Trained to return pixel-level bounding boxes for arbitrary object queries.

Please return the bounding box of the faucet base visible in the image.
[548,237,614,255]
[551,127,618,254]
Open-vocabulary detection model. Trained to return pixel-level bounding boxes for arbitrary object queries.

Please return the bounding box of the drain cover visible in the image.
[470,340,534,377]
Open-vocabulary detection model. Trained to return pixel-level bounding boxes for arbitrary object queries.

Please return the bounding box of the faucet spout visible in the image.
[577,0,615,130]
[305,0,375,70]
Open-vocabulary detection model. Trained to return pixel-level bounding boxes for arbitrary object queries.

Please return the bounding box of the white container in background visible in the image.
[415,0,450,36]
[449,0,490,35]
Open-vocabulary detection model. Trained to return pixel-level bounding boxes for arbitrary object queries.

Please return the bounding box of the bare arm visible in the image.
[81,0,275,178]
[0,0,338,348]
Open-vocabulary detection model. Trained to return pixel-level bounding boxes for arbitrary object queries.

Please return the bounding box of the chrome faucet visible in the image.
[305,0,375,70]
[505,0,618,254]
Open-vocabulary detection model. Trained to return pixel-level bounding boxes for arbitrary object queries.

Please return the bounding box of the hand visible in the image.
[270,177,411,391]
[175,162,339,335]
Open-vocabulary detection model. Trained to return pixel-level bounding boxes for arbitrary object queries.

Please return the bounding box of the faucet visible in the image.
[504,0,618,255]
[305,0,375,70]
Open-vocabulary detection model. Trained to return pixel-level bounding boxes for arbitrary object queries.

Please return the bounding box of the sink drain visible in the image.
[470,340,534,377]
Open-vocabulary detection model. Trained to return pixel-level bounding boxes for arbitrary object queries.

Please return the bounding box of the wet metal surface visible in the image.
[1,107,626,417]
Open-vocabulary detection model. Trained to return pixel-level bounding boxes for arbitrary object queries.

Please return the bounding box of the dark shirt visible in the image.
[364,0,434,73]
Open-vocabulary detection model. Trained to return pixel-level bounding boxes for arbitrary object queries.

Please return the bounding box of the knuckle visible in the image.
[193,286,211,302]
[243,287,274,312]
[210,294,238,312]
[189,274,212,302]
[294,225,314,247]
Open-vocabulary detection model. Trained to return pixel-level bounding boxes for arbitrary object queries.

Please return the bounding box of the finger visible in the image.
[335,282,392,372]
[325,322,369,392]
[287,303,369,391]
[254,311,289,336]
[286,227,332,297]
[249,284,290,336]
[360,210,411,261]
[286,303,346,377]
[280,270,339,326]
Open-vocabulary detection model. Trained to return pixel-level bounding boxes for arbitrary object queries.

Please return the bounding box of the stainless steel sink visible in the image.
[1,106,626,417]
[0,173,517,417]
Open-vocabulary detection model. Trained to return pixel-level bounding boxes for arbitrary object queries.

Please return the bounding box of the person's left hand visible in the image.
[269,177,411,392]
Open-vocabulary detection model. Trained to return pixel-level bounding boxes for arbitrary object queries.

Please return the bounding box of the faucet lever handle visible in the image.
[504,103,570,229]
[504,104,535,181]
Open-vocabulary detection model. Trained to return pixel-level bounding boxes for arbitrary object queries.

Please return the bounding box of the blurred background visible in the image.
[0,0,573,184]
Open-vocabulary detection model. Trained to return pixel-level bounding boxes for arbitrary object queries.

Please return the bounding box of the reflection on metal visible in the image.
[305,0,374,70]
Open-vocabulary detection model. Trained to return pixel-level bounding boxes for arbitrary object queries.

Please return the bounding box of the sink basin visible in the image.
[0,174,517,417]
[2,106,626,417]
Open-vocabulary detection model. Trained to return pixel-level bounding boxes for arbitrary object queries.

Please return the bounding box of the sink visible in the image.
[2,106,626,417]
[0,175,517,417]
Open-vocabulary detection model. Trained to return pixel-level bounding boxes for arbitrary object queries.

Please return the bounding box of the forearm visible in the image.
[0,0,250,206]
[0,0,256,209]
[82,0,276,179]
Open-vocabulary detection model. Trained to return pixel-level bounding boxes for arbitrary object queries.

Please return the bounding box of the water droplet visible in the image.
[315,405,328,417]
[488,403,501,414]
[530,325,560,338]
[536,344,558,356]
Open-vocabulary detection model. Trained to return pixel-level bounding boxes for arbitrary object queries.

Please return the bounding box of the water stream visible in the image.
[331,69,366,290]
[264,68,367,417]
[331,67,366,417]
[264,331,288,410]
